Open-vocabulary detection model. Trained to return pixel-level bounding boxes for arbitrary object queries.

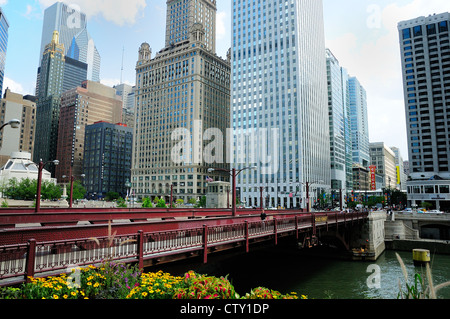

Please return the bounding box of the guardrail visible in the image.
[0,212,368,287]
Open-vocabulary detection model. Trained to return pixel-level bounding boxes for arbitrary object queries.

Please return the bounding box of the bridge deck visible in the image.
[0,210,368,287]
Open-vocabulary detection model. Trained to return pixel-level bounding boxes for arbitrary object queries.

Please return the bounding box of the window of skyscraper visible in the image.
[403,28,411,40]
[427,24,436,35]
[413,26,422,37]
[439,21,449,33]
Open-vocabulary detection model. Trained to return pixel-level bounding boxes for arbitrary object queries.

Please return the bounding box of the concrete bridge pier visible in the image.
[350,211,387,261]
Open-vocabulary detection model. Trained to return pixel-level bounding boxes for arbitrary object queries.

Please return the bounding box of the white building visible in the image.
[0,152,56,191]
[231,0,331,209]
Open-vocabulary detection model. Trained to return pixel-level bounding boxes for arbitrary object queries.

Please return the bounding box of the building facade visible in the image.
[369,142,398,190]
[166,0,216,53]
[38,2,100,82]
[231,0,331,209]
[349,76,370,167]
[326,49,353,198]
[0,8,9,96]
[83,121,133,199]
[0,89,36,166]
[132,0,231,203]
[34,31,66,171]
[398,13,450,211]
[67,28,101,82]
[55,81,122,182]
[390,146,407,191]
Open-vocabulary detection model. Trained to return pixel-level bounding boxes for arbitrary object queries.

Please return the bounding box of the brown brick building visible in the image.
[55,81,122,182]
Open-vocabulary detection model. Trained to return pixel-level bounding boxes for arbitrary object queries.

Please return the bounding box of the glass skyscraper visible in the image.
[326,49,353,198]
[0,8,9,96]
[349,76,370,167]
[38,2,100,82]
[231,0,331,209]
[398,12,450,211]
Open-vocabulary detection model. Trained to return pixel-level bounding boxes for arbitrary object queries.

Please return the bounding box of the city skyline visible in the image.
[1,0,450,159]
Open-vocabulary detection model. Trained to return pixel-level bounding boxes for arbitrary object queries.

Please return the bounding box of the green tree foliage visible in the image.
[3,178,62,201]
[65,181,87,201]
[155,197,167,208]
[141,198,154,208]
[105,192,120,201]
[116,197,127,208]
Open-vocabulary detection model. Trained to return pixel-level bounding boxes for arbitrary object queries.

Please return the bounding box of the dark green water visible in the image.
[147,242,450,299]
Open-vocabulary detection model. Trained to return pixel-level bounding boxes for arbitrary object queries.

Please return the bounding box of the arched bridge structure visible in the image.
[0,208,368,286]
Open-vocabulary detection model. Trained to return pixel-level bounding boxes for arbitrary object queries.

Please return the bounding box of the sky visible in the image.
[1,0,450,161]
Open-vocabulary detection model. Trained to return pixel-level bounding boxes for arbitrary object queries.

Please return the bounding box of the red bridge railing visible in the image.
[0,211,368,287]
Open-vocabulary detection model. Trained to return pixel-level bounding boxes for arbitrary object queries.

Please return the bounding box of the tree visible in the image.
[106,192,120,201]
[66,181,86,201]
[141,198,154,208]
[195,196,206,208]
[116,197,127,208]
[4,178,62,201]
[155,198,167,208]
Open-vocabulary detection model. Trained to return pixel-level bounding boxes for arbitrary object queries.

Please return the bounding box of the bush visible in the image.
[13,265,302,300]
[173,271,237,299]
[242,287,305,299]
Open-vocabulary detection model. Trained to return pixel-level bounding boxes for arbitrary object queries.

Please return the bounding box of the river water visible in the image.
[147,242,450,299]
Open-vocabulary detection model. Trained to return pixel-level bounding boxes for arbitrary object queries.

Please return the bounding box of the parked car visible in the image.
[401,208,413,213]
[426,210,444,214]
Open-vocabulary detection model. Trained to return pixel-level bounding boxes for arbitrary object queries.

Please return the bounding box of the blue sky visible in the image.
[1,0,450,159]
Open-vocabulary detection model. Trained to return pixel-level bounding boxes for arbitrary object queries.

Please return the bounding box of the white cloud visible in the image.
[0,1,7,6]
[325,0,450,158]
[3,77,26,95]
[216,11,227,40]
[100,78,134,88]
[38,0,147,26]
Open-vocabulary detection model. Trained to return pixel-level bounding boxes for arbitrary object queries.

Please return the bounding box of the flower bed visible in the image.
[1,262,305,300]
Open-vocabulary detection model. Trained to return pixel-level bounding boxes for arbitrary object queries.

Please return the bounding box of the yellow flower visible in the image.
[53,295,59,299]
[71,291,77,296]
[142,292,148,297]
[63,295,68,299]
[87,282,92,286]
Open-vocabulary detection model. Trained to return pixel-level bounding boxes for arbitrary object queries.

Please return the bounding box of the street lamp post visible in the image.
[33,160,59,213]
[0,119,21,131]
[208,166,257,217]
[303,180,324,213]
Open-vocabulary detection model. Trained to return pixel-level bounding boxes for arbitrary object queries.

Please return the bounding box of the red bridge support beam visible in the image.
[25,239,36,283]
[137,230,144,270]
[245,221,249,253]
[203,225,208,264]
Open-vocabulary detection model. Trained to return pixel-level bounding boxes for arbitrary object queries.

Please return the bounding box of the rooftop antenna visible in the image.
[120,46,124,84]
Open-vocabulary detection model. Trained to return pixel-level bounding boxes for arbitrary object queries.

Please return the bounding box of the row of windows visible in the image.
[402,20,449,40]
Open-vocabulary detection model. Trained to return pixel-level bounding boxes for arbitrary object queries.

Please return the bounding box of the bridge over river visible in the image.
[0,208,370,287]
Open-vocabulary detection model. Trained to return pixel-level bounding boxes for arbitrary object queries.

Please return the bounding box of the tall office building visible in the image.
[326,49,353,199]
[132,0,230,202]
[34,31,66,170]
[231,0,330,209]
[349,76,370,167]
[38,2,100,82]
[0,89,36,166]
[0,8,9,96]
[55,81,122,182]
[67,28,101,82]
[369,142,397,190]
[166,0,216,53]
[34,31,88,173]
[83,121,133,199]
[390,146,407,191]
[398,13,450,211]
